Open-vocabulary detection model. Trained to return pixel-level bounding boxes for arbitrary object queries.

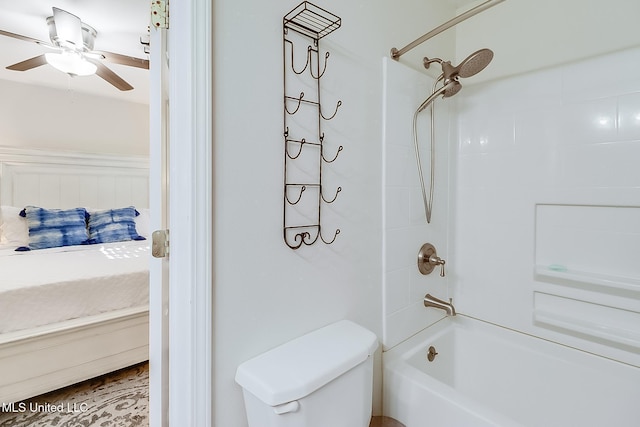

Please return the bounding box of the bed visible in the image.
[0,147,150,404]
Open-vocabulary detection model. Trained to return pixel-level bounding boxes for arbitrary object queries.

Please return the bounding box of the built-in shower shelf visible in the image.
[533,290,640,351]
[535,265,640,293]
[534,310,640,349]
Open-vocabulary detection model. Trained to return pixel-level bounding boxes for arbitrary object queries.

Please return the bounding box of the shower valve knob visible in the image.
[418,243,446,277]
[430,255,446,277]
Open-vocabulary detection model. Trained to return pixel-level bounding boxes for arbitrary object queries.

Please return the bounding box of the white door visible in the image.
[148,14,170,427]
[148,0,213,425]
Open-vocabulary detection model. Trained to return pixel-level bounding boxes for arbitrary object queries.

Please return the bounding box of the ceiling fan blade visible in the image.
[93,50,149,70]
[52,7,84,50]
[0,29,51,46]
[92,61,134,91]
[6,55,47,71]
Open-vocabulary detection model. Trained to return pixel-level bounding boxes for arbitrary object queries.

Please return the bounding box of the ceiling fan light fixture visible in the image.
[44,52,97,77]
[1,6,143,91]
[46,14,97,52]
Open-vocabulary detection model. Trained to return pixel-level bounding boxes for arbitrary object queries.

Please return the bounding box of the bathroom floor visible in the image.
[370,415,406,427]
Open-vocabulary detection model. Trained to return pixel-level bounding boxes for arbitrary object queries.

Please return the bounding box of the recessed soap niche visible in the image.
[535,204,640,289]
[533,204,640,350]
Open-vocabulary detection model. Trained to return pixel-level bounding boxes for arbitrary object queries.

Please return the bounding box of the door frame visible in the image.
[150,0,213,425]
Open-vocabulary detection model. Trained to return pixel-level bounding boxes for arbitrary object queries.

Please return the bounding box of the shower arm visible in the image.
[390,0,506,60]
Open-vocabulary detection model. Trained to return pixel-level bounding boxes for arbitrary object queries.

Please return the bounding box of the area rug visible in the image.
[0,362,148,427]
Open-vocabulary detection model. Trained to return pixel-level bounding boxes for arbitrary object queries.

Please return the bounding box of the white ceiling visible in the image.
[0,0,150,104]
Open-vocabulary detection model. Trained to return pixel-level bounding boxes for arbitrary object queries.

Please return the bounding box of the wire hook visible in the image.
[285,185,306,205]
[322,145,343,163]
[284,92,305,115]
[285,39,313,75]
[310,51,330,79]
[286,138,307,159]
[321,186,342,204]
[320,228,340,244]
[320,100,342,121]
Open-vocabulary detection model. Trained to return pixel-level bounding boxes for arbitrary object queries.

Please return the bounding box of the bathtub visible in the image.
[383,315,640,427]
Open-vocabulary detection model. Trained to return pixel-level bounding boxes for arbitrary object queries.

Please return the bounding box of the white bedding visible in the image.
[0,240,149,334]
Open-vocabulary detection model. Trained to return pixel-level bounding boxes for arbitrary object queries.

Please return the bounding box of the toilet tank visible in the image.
[235,320,379,427]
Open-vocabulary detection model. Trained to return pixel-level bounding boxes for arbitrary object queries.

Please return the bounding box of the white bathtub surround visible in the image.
[453,46,640,367]
[383,315,640,427]
[382,58,454,350]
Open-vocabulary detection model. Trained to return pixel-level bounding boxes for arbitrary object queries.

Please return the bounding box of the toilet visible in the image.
[235,320,379,427]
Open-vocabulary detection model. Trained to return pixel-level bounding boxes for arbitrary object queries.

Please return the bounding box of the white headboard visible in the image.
[0,147,149,209]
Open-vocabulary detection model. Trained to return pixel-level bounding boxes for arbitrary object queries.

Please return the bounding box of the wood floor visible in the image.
[370,415,406,427]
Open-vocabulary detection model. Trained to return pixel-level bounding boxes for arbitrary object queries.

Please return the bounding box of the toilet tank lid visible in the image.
[235,320,379,406]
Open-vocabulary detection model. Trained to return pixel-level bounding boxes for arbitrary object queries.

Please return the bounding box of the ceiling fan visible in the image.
[0,7,148,91]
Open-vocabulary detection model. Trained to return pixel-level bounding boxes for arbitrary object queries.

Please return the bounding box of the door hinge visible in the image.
[152,229,170,258]
[151,0,169,29]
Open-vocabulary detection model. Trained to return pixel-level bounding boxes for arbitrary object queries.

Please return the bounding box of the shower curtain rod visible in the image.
[390,0,506,60]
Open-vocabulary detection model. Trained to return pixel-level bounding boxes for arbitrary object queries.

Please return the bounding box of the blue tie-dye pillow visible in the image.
[88,206,146,244]
[19,206,90,250]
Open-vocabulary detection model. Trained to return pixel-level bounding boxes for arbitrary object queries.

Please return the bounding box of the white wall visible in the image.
[452,46,640,367]
[0,79,149,156]
[212,0,456,425]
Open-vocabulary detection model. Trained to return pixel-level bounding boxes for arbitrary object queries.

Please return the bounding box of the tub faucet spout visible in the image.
[424,294,456,316]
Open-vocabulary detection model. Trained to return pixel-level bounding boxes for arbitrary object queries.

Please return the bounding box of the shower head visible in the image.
[442,79,462,98]
[424,48,494,82]
[416,49,492,113]
[416,79,462,113]
[457,48,494,78]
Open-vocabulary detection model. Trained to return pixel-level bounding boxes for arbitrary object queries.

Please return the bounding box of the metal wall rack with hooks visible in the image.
[282,2,343,250]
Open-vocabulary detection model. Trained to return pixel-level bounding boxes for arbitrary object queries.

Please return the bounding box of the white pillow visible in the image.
[0,206,29,247]
[135,208,151,238]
